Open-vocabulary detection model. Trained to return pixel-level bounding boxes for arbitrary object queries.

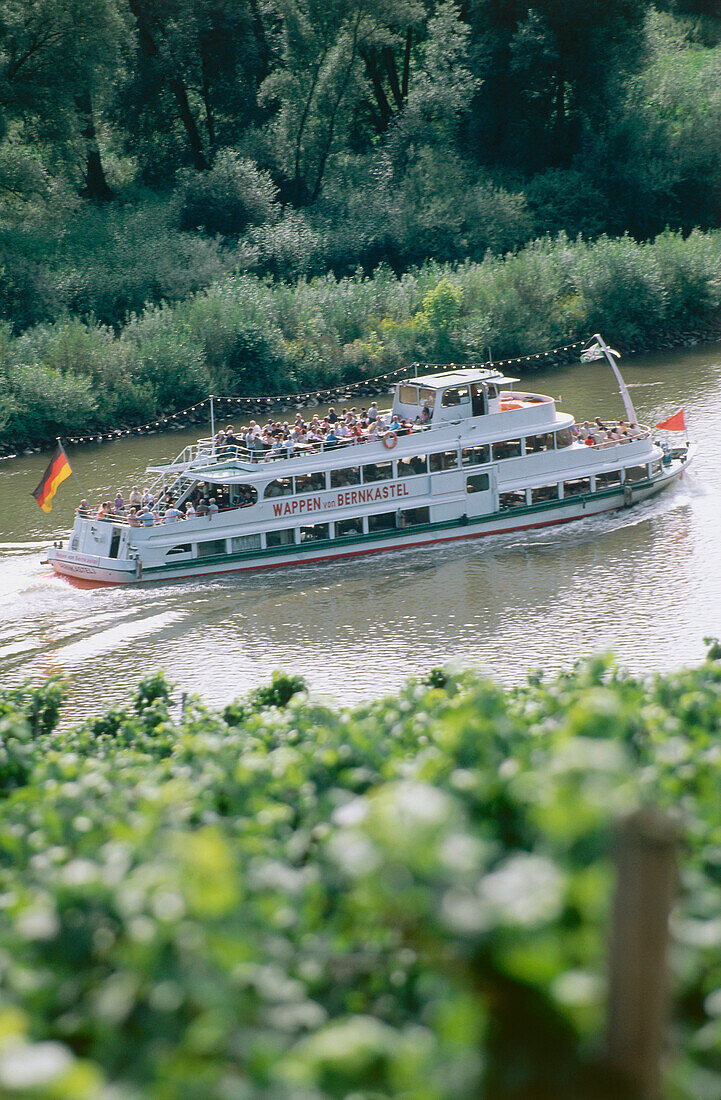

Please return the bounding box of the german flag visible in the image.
[31,442,72,513]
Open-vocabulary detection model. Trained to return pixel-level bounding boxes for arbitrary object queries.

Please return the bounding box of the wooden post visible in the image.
[606,808,678,1099]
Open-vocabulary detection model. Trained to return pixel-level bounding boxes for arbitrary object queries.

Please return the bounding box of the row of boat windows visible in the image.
[165,506,434,558]
[397,383,500,408]
[165,462,656,560]
[258,430,573,500]
[498,463,656,510]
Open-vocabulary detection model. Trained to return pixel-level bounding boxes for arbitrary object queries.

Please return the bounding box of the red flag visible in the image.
[655,408,686,432]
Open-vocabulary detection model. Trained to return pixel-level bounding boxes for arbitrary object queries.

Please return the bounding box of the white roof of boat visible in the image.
[406,368,519,389]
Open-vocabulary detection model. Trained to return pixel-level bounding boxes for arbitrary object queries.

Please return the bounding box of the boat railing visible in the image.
[187,425,435,466]
[76,498,257,528]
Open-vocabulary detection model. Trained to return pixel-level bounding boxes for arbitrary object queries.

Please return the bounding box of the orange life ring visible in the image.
[383,431,398,449]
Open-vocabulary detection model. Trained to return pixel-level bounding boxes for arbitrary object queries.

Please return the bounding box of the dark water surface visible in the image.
[0,345,717,721]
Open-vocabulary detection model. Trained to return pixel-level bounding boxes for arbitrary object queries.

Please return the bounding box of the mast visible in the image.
[585,334,639,426]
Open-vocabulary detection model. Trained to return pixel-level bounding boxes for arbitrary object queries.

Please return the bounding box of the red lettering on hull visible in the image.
[271,481,408,521]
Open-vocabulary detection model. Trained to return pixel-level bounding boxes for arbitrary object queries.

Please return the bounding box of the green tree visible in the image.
[467,0,652,171]
[0,0,129,196]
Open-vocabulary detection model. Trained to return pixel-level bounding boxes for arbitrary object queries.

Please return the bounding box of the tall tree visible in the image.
[116,0,270,180]
[467,0,651,170]
[0,0,128,195]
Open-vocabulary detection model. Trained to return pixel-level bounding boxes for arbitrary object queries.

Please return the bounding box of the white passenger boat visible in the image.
[47,338,693,585]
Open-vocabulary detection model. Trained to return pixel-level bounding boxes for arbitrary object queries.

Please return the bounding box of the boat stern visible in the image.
[47,514,141,584]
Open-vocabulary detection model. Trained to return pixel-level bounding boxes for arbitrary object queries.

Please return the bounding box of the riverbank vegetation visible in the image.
[2,1,721,449]
[2,652,721,1096]
[2,228,721,450]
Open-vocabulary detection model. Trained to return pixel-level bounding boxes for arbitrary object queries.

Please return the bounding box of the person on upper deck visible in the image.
[327,407,338,424]
[367,402,379,422]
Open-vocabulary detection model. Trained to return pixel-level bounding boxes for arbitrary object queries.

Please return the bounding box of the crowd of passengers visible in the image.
[212,400,432,458]
[76,482,237,525]
[573,417,645,445]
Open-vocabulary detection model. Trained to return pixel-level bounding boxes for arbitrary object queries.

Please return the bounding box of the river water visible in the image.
[0,344,717,722]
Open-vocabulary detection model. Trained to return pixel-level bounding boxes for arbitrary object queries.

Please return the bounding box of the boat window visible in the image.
[398,385,419,404]
[295,471,326,494]
[471,384,486,416]
[555,427,573,448]
[233,484,257,507]
[398,455,428,476]
[467,473,490,494]
[196,539,227,557]
[363,461,393,483]
[531,485,559,503]
[563,478,591,497]
[166,544,192,556]
[525,434,553,454]
[330,467,360,488]
[335,518,362,538]
[264,478,293,499]
[300,523,329,542]
[492,439,522,460]
[441,386,470,407]
[462,445,490,466]
[231,534,261,552]
[368,511,397,532]
[429,450,459,472]
[595,471,622,489]
[419,387,436,407]
[625,465,648,483]
[499,490,527,510]
[400,506,430,527]
[266,528,295,547]
[650,460,662,477]
[486,384,499,400]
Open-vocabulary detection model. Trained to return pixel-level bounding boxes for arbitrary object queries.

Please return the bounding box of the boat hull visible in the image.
[47,457,690,586]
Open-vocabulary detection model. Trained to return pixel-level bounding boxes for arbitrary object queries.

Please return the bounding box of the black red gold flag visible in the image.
[31,442,72,513]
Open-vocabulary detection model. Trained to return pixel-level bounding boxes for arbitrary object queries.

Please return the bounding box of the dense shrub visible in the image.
[176,152,280,237]
[2,362,97,443]
[3,655,721,1096]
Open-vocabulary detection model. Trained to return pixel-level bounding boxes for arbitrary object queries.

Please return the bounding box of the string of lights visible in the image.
[64,339,587,447]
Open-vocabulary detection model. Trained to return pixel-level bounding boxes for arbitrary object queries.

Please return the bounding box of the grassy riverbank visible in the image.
[2,228,721,453]
[2,653,721,1097]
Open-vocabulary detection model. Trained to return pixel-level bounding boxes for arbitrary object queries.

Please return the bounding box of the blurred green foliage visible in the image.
[2,654,721,1096]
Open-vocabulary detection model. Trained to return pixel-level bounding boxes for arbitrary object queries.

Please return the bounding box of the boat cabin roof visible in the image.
[407,367,519,389]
